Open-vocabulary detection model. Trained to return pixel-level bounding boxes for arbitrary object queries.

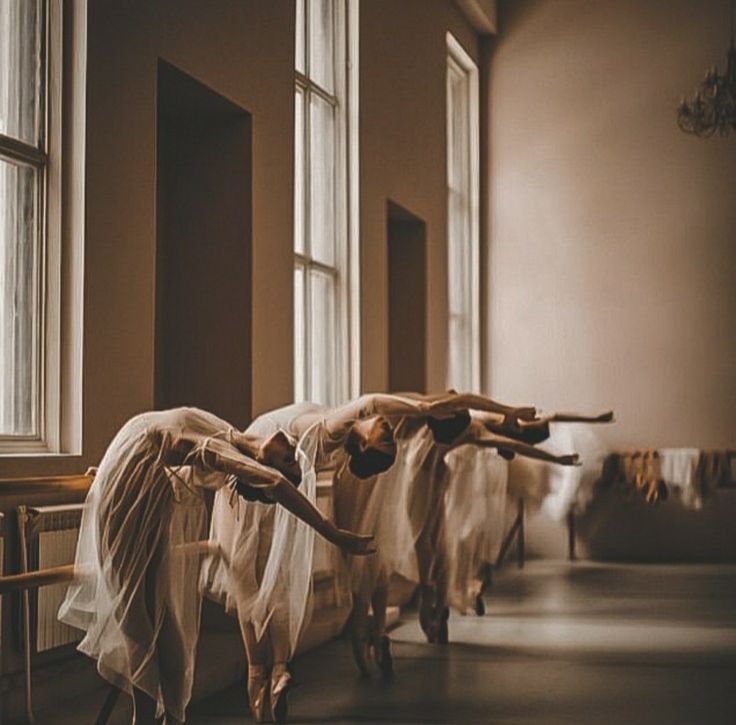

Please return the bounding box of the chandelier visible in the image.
[677,3,736,138]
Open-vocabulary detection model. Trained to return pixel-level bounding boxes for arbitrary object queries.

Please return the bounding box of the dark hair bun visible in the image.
[515,421,550,445]
[426,410,471,444]
[348,447,395,479]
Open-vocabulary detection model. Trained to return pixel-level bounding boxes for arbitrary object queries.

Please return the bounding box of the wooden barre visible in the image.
[0,540,225,595]
[0,564,76,594]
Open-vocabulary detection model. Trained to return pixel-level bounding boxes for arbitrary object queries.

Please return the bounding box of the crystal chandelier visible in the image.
[677,3,736,138]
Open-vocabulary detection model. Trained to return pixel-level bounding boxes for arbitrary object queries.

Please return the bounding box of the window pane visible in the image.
[0,158,40,435]
[309,94,335,265]
[308,0,334,94]
[295,0,306,74]
[446,46,477,392]
[294,87,306,254]
[0,0,42,146]
[294,265,306,402]
[308,269,336,406]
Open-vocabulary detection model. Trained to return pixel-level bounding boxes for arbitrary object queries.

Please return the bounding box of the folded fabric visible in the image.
[659,448,701,508]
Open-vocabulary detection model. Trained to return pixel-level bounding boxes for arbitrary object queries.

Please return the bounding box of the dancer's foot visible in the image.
[247,667,271,723]
[351,631,371,677]
[418,586,436,642]
[437,607,450,645]
[271,664,294,723]
[474,593,486,616]
[371,634,394,679]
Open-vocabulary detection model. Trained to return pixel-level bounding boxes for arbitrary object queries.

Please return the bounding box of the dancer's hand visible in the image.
[333,529,376,556]
[511,406,537,421]
[556,453,581,466]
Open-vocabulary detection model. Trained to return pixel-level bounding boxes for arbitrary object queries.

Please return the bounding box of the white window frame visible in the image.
[0,0,86,455]
[445,32,480,392]
[294,0,360,406]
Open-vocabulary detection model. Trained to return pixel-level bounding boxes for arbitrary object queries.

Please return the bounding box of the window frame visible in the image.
[0,0,85,456]
[445,32,481,393]
[294,0,360,406]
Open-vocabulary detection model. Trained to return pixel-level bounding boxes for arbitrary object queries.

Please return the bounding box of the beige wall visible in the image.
[486,0,736,450]
[1,0,478,477]
[361,0,478,392]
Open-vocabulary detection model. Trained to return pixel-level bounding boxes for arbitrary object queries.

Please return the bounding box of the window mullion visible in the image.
[0,136,48,167]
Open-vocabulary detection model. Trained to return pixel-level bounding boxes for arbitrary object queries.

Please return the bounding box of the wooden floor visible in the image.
[46,561,736,724]
[187,561,736,724]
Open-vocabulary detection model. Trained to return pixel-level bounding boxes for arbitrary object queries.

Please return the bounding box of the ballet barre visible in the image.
[494,497,525,569]
[0,517,225,725]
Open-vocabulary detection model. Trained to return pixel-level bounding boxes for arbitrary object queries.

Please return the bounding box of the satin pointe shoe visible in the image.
[351,632,371,677]
[436,606,450,645]
[271,664,295,723]
[418,586,437,642]
[370,633,394,679]
[247,667,272,723]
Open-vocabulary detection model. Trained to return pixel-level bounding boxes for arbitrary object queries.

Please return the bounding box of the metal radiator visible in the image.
[25,504,84,652]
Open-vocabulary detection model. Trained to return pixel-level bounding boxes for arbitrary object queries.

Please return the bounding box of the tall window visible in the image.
[446,33,480,392]
[0,1,84,453]
[294,0,359,407]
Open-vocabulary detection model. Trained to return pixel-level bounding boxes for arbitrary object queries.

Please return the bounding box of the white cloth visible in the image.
[659,448,701,508]
[203,402,324,657]
[59,407,273,722]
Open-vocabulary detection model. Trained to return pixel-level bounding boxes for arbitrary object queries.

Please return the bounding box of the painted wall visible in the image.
[361,0,478,393]
[2,0,478,478]
[486,0,736,451]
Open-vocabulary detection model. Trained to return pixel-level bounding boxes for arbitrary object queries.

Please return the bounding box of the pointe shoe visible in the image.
[418,588,436,642]
[436,607,450,645]
[351,631,372,677]
[271,666,294,723]
[247,673,271,723]
[474,593,486,617]
[371,634,394,679]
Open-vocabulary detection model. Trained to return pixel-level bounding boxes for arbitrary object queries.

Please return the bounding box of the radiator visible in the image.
[26,504,84,652]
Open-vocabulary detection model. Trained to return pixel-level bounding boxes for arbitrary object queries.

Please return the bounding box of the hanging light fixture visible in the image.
[677,1,736,137]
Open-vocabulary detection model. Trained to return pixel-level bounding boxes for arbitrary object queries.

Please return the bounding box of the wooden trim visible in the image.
[0,474,92,498]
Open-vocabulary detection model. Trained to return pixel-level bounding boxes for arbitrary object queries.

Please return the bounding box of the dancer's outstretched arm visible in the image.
[194,442,375,555]
[321,393,430,439]
[472,432,580,465]
[541,410,614,424]
[425,392,536,421]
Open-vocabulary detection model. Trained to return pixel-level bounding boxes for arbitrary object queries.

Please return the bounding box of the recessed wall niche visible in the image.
[387,200,427,394]
[156,60,253,427]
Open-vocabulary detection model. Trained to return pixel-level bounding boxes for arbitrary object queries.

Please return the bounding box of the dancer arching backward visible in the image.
[335,392,574,673]
[480,409,614,447]
[374,402,583,649]
[203,393,535,721]
[58,407,373,725]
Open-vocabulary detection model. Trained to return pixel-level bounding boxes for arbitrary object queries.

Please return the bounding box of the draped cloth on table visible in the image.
[58,408,276,723]
[600,448,732,509]
[202,402,322,658]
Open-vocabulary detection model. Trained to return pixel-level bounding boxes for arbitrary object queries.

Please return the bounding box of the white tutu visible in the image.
[444,445,508,613]
[203,403,324,656]
[58,408,273,722]
[507,423,607,520]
